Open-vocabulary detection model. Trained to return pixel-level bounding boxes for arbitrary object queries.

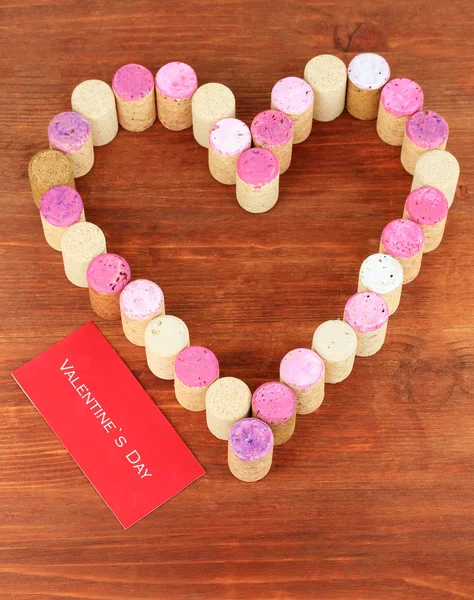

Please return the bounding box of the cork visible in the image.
[380,219,424,284]
[112,64,156,132]
[28,150,75,208]
[71,79,118,146]
[403,186,449,253]
[357,253,404,315]
[155,62,197,131]
[376,78,424,146]
[311,320,357,384]
[48,111,94,178]
[279,348,325,415]
[228,418,273,483]
[145,315,190,380]
[61,222,107,288]
[174,346,219,411]
[39,186,85,251]
[87,253,131,320]
[344,292,389,357]
[304,54,347,122]
[251,109,294,174]
[236,148,279,213]
[271,77,314,144]
[251,381,296,446]
[192,83,236,148]
[401,110,449,175]
[205,377,251,440]
[411,150,460,208]
[208,118,251,184]
[346,53,390,120]
[120,279,165,347]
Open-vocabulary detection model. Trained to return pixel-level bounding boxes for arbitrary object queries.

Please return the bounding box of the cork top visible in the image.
[348,53,390,91]
[86,253,131,294]
[406,110,449,149]
[271,77,314,115]
[39,186,83,227]
[304,54,347,90]
[61,222,106,260]
[414,150,460,187]
[405,186,449,225]
[344,292,389,333]
[236,148,279,188]
[192,83,235,119]
[229,418,274,461]
[381,219,424,258]
[155,62,198,100]
[174,346,219,388]
[312,320,357,362]
[280,348,324,391]
[252,382,296,424]
[209,118,251,156]
[48,112,91,154]
[71,79,116,117]
[251,110,294,149]
[380,78,424,117]
[120,279,164,320]
[206,377,251,419]
[112,64,155,102]
[359,253,404,294]
[145,315,189,358]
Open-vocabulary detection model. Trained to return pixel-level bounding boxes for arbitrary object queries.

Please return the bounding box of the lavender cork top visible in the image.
[280,348,324,391]
[251,110,294,149]
[209,118,251,156]
[174,346,219,388]
[271,77,314,115]
[112,64,155,102]
[252,382,296,424]
[87,254,131,294]
[48,112,91,153]
[406,110,449,148]
[229,418,274,461]
[120,279,164,320]
[155,62,197,99]
[236,148,279,188]
[382,219,424,258]
[381,78,424,117]
[405,186,449,225]
[348,53,390,90]
[344,292,389,333]
[39,186,83,227]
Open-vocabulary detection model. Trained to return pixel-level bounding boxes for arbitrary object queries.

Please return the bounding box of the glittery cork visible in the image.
[192,83,236,148]
[205,377,251,440]
[380,219,424,284]
[357,253,404,315]
[61,222,107,288]
[411,149,460,208]
[251,382,296,445]
[377,78,424,146]
[112,64,156,132]
[39,186,85,251]
[208,118,251,184]
[71,79,119,146]
[346,53,390,120]
[251,110,294,174]
[228,418,274,482]
[403,186,449,253]
[236,148,279,213]
[87,253,131,320]
[174,346,219,412]
[155,62,197,131]
[344,292,389,357]
[304,54,347,122]
[401,110,449,174]
[311,320,357,384]
[120,279,165,347]
[271,77,314,144]
[28,149,75,208]
[145,315,190,380]
[48,111,94,178]
[279,348,325,415]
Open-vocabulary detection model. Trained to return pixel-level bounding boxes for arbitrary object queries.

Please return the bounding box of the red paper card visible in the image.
[12,322,205,529]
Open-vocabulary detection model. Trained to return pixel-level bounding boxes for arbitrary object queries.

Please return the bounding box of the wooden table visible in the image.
[1,1,473,598]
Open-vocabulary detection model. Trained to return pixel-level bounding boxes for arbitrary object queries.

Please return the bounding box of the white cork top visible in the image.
[72,80,116,118]
[312,320,357,362]
[359,253,404,294]
[145,315,190,358]
[61,222,106,261]
[304,54,347,91]
[206,377,251,419]
[348,53,390,91]
[413,150,460,188]
[192,83,235,120]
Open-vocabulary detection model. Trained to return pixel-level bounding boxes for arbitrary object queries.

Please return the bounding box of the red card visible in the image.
[12,322,205,529]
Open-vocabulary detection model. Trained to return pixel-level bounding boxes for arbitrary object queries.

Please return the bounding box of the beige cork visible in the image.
[357,253,404,315]
[156,92,192,131]
[61,222,107,288]
[236,171,279,213]
[205,377,251,440]
[377,104,411,147]
[270,101,313,144]
[71,80,119,146]
[401,133,447,176]
[88,287,122,320]
[40,209,86,252]
[145,315,190,380]
[346,81,382,120]
[174,374,218,412]
[304,54,347,122]
[28,150,75,208]
[227,419,274,482]
[402,207,447,253]
[379,241,423,285]
[411,150,460,208]
[311,320,357,384]
[266,137,292,174]
[66,135,94,178]
[192,83,236,148]
[114,90,156,132]
[228,445,273,482]
[349,320,388,357]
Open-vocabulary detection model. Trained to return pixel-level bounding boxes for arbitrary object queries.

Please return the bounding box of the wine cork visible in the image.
[228,418,273,483]
[71,79,119,146]
[401,110,449,174]
[48,112,94,178]
[87,253,131,320]
[251,382,296,446]
[357,253,404,315]
[311,320,357,384]
[346,53,390,120]
[120,279,165,347]
[304,54,347,122]
[271,77,314,144]
[251,109,294,174]
[155,62,197,131]
[376,78,424,146]
[380,219,424,284]
[39,186,85,251]
[344,292,389,357]
[192,83,236,148]
[28,150,75,208]
[279,348,325,415]
[112,64,156,132]
[403,186,449,253]
[145,315,190,380]
[174,346,219,411]
[208,118,251,185]
[236,148,279,213]
[61,222,106,288]
[411,150,460,208]
[205,377,251,440]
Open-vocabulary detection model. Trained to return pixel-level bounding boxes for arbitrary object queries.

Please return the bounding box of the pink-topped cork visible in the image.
[120,279,164,320]
[381,78,424,117]
[112,64,155,102]
[406,110,449,149]
[209,118,251,156]
[381,219,424,258]
[280,348,324,391]
[344,292,389,334]
[271,77,314,114]
[252,382,296,424]
[229,418,274,462]
[155,62,197,100]
[405,186,448,225]
[87,253,131,294]
[237,148,279,188]
[174,346,219,388]
[39,186,83,227]
[48,112,91,154]
[251,110,293,148]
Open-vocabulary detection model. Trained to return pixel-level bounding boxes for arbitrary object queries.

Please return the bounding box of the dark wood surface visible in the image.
[1,1,474,598]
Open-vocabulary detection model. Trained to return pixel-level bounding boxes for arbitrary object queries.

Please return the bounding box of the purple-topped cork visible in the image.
[228,418,274,482]
[120,279,165,346]
[271,77,314,144]
[40,186,83,227]
[406,110,449,149]
[344,292,389,357]
[155,62,197,100]
[252,381,296,445]
[381,78,424,117]
[87,254,131,321]
[174,346,219,411]
[48,112,94,178]
[280,348,325,415]
[236,148,280,213]
[251,110,293,174]
[112,64,156,132]
[404,187,449,253]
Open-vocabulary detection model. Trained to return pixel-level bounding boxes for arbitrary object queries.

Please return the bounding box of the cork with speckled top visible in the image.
[87,253,131,320]
[346,54,390,121]
[192,83,236,148]
[411,150,460,208]
[344,292,390,357]
[227,418,274,482]
[61,222,107,288]
[112,64,157,132]
[28,150,75,208]
[205,377,251,440]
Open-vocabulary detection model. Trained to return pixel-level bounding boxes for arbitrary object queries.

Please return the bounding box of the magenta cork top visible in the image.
[39,186,83,227]
[344,292,389,333]
[271,77,314,115]
[280,348,324,391]
[406,110,449,149]
[229,418,274,461]
[236,148,279,188]
[87,254,131,294]
[405,186,449,225]
[381,219,425,258]
[120,279,164,320]
[209,118,251,156]
[252,382,296,424]
[251,110,294,149]
[48,112,91,153]
[174,346,219,388]
[381,78,424,117]
[112,64,155,102]
[155,62,197,99]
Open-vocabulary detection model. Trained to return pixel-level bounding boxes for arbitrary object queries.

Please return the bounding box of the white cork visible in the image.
[311,320,357,384]
[304,54,347,122]
[205,377,251,440]
[61,222,107,288]
[145,315,190,380]
[192,83,236,148]
[357,253,404,315]
[71,80,119,146]
[346,53,390,120]
[411,150,460,208]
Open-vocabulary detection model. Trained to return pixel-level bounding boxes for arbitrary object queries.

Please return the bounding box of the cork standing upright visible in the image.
[379,219,425,284]
[311,320,357,384]
[279,348,325,415]
[411,149,460,208]
[228,418,274,483]
[344,292,389,357]
[145,315,190,380]
[376,78,424,146]
[155,62,198,131]
[346,53,390,120]
[271,77,314,144]
[251,110,294,174]
[39,186,85,251]
[28,150,75,208]
[71,79,119,146]
[403,187,449,253]
[251,381,296,446]
[120,279,165,347]
[192,83,236,148]
[304,54,347,122]
[174,346,220,411]
[401,110,449,175]
[208,118,251,185]
[205,377,251,440]
[236,148,280,213]
[61,222,107,288]
[87,253,131,320]
[48,112,94,178]
[112,64,156,132]
[357,253,404,315]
